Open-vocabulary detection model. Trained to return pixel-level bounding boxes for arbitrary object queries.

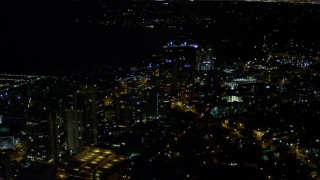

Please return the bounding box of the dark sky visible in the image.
[0,1,75,72]
[0,1,170,74]
[2,0,320,74]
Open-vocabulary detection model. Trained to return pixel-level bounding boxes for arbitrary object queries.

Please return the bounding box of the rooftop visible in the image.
[57,147,126,179]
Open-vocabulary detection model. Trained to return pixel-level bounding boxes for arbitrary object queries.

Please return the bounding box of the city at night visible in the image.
[1,0,320,179]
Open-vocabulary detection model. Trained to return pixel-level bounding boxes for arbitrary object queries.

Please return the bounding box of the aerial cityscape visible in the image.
[1,0,320,179]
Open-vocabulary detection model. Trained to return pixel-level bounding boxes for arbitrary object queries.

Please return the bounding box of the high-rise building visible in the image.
[196,46,216,72]
[159,41,198,105]
[25,104,65,165]
[143,88,170,120]
[66,85,99,151]
[113,94,143,125]
[66,109,83,150]
[196,46,214,62]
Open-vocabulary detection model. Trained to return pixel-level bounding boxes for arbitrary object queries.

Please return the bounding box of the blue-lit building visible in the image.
[197,59,215,72]
[196,46,216,70]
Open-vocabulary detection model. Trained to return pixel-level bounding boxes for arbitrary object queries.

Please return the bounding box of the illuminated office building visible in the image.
[66,109,83,150]
[26,105,65,165]
[113,94,143,125]
[159,41,198,104]
[66,85,99,151]
[143,88,170,120]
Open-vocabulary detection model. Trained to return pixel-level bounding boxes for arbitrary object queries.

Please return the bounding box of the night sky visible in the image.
[0,1,71,71]
[0,1,162,74]
[1,0,320,74]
